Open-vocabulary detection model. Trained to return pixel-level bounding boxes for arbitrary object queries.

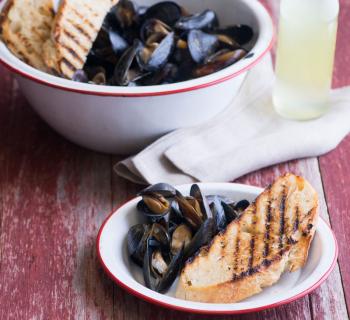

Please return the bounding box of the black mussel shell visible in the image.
[137,197,170,221]
[176,191,204,231]
[143,238,157,290]
[175,9,218,31]
[235,199,250,212]
[193,48,247,78]
[171,224,192,254]
[128,223,151,266]
[113,40,142,86]
[72,69,88,83]
[140,18,172,43]
[144,1,182,27]
[114,0,138,29]
[184,218,216,260]
[187,29,218,64]
[190,184,212,220]
[139,183,176,198]
[221,201,238,223]
[149,223,171,249]
[209,197,227,232]
[91,70,107,85]
[138,63,179,85]
[109,28,129,54]
[216,25,254,45]
[156,245,184,293]
[137,32,175,72]
[168,201,184,233]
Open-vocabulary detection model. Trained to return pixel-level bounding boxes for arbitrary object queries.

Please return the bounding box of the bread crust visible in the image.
[176,174,318,303]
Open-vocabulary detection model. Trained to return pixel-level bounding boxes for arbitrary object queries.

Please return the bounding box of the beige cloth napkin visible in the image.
[115,55,350,185]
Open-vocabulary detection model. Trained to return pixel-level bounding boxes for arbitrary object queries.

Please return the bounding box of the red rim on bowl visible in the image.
[96,198,338,315]
[0,1,275,98]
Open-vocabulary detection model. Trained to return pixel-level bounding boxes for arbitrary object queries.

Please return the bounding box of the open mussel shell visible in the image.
[156,245,184,293]
[176,191,204,231]
[140,18,172,43]
[72,70,88,83]
[190,184,212,220]
[149,222,171,250]
[193,48,247,78]
[137,32,175,72]
[221,201,238,223]
[209,196,227,232]
[175,9,218,31]
[137,197,170,222]
[216,25,254,46]
[151,250,168,277]
[108,28,129,54]
[139,183,176,198]
[184,218,216,260]
[144,1,183,27]
[113,40,142,86]
[171,224,192,255]
[127,223,151,267]
[187,30,218,64]
[114,0,138,29]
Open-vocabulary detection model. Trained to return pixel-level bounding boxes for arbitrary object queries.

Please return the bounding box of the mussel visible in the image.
[210,196,227,232]
[187,30,218,64]
[193,48,247,78]
[175,9,218,30]
[171,224,192,254]
[109,28,129,54]
[114,0,138,29]
[216,25,254,45]
[139,182,176,198]
[144,1,183,27]
[176,192,204,231]
[137,32,175,72]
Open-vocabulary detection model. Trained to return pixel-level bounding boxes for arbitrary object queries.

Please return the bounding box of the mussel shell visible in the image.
[184,218,215,260]
[235,199,250,212]
[193,48,247,78]
[138,63,179,85]
[175,9,218,31]
[168,201,184,234]
[127,223,151,266]
[113,39,142,86]
[144,1,183,27]
[190,184,212,220]
[143,238,156,290]
[171,224,192,254]
[114,0,138,29]
[137,32,175,72]
[151,250,168,277]
[210,196,227,232]
[221,201,238,223]
[149,222,171,250]
[217,25,254,45]
[109,28,129,54]
[156,245,184,293]
[176,191,204,231]
[187,30,218,64]
[137,199,169,221]
[139,183,176,198]
[140,18,172,43]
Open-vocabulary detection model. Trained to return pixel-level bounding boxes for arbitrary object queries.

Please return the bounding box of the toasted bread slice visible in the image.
[0,0,55,71]
[176,174,318,303]
[44,0,117,78]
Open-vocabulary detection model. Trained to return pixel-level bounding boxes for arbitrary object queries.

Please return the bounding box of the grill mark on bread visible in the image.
[70,7,98,32]
[59,42,84,64]
[69,22,93,42]
[293,206,300,232]
[248,203,257,270]
[279,186,287,249]
[233,232,241,275]
[62,29,89,53]
[61,57,76,72]
[263,191,272,257]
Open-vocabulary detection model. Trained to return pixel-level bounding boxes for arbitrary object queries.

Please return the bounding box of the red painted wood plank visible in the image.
[0,69,114,319]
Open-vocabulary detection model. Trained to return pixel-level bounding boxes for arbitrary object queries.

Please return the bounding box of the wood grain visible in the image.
[0,0,349,318]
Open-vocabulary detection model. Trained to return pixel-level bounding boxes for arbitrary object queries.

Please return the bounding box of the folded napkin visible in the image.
[115,55,350,185]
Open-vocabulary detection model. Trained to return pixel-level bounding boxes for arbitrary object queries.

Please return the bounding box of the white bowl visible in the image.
[0,0,274,154]
[97,183,338,314]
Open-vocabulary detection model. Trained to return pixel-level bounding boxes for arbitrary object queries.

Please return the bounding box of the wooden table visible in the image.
[1,1,349,319]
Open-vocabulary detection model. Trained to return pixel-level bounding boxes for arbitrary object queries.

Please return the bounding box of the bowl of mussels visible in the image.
[0,0,274,154]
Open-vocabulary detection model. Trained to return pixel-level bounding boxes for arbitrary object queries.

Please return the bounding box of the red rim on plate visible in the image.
[96,198,338,315]
[0,2,275,98]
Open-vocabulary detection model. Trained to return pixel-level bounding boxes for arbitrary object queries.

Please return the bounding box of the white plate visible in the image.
[97,183,338,314]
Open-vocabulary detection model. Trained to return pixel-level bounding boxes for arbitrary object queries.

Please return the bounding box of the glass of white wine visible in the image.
[273,0,339,120]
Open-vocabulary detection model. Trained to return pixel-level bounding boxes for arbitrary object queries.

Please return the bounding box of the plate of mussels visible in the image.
[97,181,338,314]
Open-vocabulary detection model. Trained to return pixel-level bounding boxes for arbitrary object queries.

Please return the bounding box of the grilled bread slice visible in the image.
[44,0,117,78]
[0,0,55,71]
[176,174,318,303]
